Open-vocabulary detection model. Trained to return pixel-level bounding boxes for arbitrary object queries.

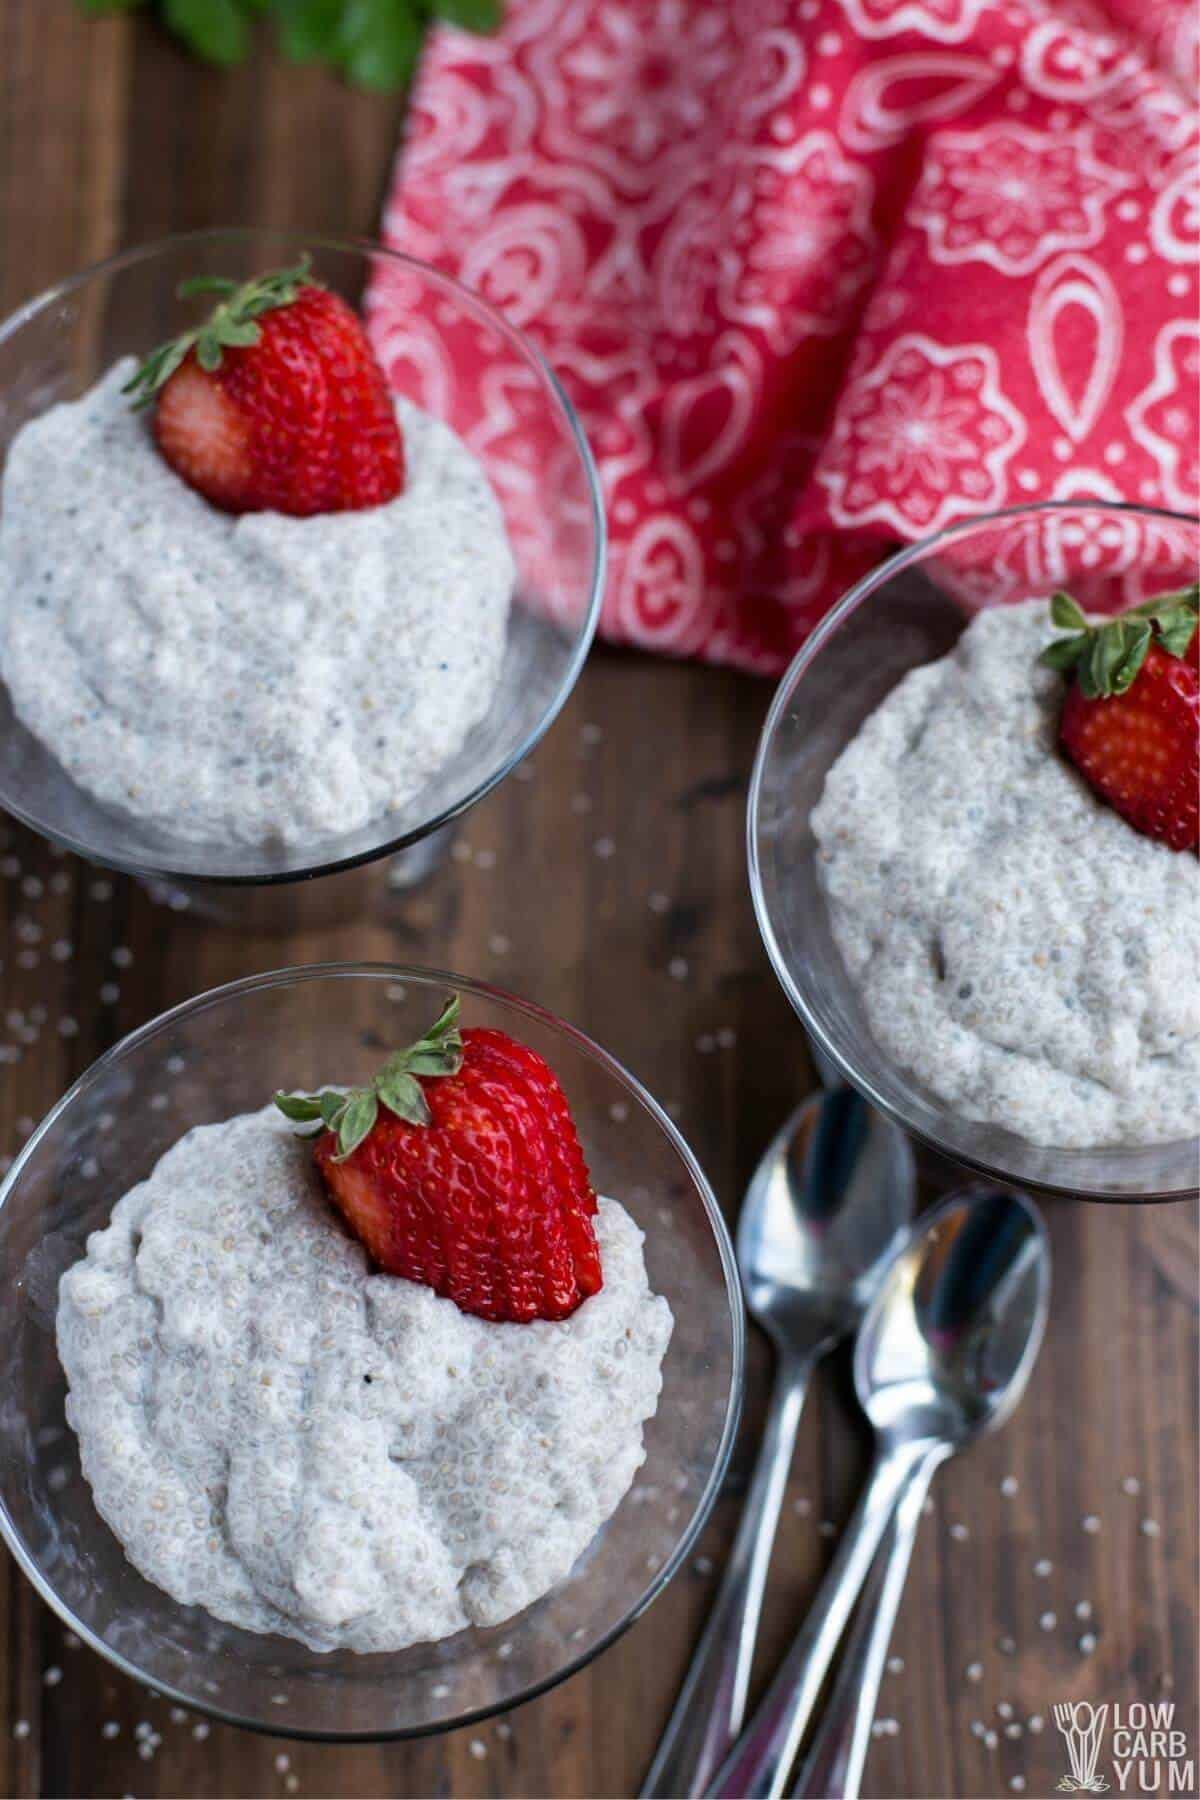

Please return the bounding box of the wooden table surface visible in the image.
[1,8,1196,1797]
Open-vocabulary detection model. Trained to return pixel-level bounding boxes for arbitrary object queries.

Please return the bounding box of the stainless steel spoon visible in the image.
[641,1087,915,1798]
[708,1186,1051,1800]
[789,1490,930,1799]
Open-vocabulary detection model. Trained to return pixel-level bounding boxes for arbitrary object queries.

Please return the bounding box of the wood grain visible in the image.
[0,7,1196,1795]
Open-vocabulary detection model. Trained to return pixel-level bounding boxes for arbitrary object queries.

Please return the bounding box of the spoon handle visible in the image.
[790,1448,945,1800]
[640,1352,815,1799]
[705,1435,934,1800]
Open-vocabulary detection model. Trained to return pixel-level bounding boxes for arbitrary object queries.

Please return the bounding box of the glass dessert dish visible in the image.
[748,502,1200,1203]
[0,230,603,923]
[0,964,742,1738]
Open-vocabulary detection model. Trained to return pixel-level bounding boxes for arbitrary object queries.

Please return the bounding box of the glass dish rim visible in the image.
[747,499,1200,1205]
[0,226,607,888]
[0,960,745,1741]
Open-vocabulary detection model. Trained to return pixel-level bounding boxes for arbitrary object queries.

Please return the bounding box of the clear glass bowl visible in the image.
[748,502,1200,1203]
[0,230,603,891]
[0,965,743,1738]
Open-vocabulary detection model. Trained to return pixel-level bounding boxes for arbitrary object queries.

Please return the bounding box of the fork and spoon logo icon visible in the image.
[1054,1701,1111,1793]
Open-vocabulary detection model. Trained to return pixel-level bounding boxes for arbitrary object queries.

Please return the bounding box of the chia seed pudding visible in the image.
[812,600,1200,1149]
[0,360,514,848]
[56,1106,672,1652]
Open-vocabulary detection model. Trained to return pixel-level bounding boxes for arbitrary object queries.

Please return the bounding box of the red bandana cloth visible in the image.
[375,0,1199,673]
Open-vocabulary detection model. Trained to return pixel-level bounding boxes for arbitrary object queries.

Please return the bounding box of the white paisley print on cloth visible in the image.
[376,0,1200,673]
[736,134,878,350]
[912,126,1131,275]
[1128,321,1200,512]
[1027,253,1124,444]
[837,0,991,46]
[818,335,1025,532]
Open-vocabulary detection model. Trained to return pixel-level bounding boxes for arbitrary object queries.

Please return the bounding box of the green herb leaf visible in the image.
[334,0,421,91]
[403,1047,462,1076]
[121,343,170,406]
[1079,622,1126,700]
[177,274,241,298]
[1110,619,1152,694]
[374,996,463,1088]
[273,0,345,59]
[273,1091,325,1122]
[1042,585,1197,699]
[125,254,313,405]
[335,1090,379,1159]
[163,0,252,64]
[77,0,499,88]
[218,318,264,348]
[377,1071,432,1126]
[1144,594,1200,666]
[1130,581,1200,618]
[429,996,461,1035]
[434,0,502,28]
[1049,590,1089,633]
[1126,582,1198,662]
[1038,634,1088,673]
[319,1090,348,1129]
[1153,606,1198,660]
[274,995,463,1156]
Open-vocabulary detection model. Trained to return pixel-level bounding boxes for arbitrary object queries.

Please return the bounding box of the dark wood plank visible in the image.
[0,7,1196,1797]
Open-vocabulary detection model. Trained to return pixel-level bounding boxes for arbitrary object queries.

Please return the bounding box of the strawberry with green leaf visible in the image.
[1040,584,1199,853]
[275,996,604,1325]
[124,255,406,517]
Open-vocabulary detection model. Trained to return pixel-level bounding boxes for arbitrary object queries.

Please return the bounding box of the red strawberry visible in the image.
[1042,586,1199,853]
[124,256,404,516]
[274,998,603,1324]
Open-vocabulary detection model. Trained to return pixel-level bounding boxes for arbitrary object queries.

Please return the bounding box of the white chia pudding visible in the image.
[56,1106,672,1652]
[812,600,1200,1149]
[0,360,513,848]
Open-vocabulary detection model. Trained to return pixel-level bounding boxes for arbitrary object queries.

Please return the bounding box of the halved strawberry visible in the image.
[124,256,404,516]
[274,998,603,1324]
[1042,585,1199,853]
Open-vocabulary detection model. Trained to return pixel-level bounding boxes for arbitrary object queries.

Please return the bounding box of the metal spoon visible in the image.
[641,1087,915,1798]
[708,1186,1051,1800]
[789,1478,935,1798]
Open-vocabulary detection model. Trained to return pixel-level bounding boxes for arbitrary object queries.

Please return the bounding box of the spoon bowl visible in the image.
[857,1187,1051,1447]
[740,1087,916,1356]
